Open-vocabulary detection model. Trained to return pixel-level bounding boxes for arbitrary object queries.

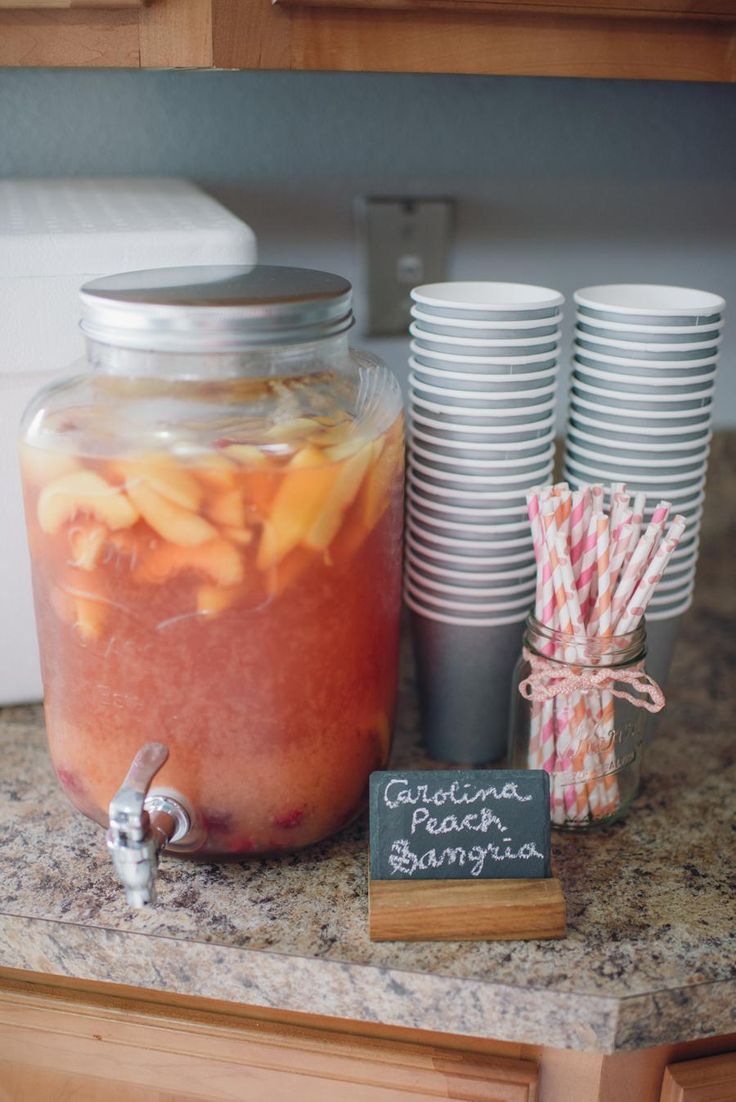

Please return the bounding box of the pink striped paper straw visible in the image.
[576,512,600,623]
[624,492,647,569]
[616,515,687,634]
[587,514,612,638]
[610,492,631,535]
[610,514,633,594]
[611,509,670,628]
[569,490,588,577]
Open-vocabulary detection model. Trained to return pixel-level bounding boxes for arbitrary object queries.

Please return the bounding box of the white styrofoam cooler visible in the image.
[0,178,257,704]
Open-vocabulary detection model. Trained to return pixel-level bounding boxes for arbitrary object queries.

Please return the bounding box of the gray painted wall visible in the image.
[1,69,735,423]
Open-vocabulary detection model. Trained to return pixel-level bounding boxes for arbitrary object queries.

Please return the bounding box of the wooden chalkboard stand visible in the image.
[369,876,566,942]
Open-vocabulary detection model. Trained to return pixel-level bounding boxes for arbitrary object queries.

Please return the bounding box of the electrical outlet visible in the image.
[356,197,453,336]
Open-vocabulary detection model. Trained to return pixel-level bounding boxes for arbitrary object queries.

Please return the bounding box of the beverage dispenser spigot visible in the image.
[107,743,191,908]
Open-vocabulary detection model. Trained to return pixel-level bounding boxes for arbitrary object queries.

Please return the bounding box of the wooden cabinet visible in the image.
[0,970,735,1102]
[660,1052,736,1102]
[1,0,735,78]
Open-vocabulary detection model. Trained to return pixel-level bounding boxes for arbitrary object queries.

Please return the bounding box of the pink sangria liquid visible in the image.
[21,402,404,857]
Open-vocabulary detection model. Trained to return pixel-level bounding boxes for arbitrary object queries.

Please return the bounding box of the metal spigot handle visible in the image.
[107,742,189,909]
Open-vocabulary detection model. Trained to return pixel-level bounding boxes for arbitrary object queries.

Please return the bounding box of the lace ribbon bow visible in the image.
[518,648,665,713]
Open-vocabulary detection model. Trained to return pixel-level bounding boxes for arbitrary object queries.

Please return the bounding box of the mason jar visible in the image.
[20,265,404,858]
[509,614,662,829]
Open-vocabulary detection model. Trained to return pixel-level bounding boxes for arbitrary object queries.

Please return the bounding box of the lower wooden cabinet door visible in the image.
[660,1051,736,1102]
[0,981,539,1102]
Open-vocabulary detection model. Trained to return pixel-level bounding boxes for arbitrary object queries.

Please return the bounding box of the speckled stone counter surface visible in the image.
[1,437,734,1055]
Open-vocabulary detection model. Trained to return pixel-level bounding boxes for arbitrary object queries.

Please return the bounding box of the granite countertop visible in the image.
[0,436,734,1055]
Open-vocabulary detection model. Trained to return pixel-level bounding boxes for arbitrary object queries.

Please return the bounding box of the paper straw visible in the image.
[611,513,668,628]
[609,514,633,594]
[576,512,600,619]
[587,515,612,638]
[569,490,587,576]
[610,492,631,535]
[616,515,687,634]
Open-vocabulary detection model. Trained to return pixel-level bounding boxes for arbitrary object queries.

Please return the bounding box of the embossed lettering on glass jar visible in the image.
[509,615,663,829]
[20,266,405,861]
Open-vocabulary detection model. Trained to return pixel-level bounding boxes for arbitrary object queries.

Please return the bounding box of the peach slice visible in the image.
[256,446,338,569]
[68,522,108,572]
[74,596,108,641]
[359,431,403,532]
[206,488,246,529]
[196,584,240,617]
[37,471,139,534]
[191,452,239,490]
[303,440,375,552]
[224,444,269,467]
[127,481,216,547]
[263,418,320,444]
[19,445,81,486]
[222,526,254,546]
[119,455,203,511]
[136,538,244,588]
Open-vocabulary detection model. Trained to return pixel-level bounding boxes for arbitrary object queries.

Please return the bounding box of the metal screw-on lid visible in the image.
[79,265,354,351]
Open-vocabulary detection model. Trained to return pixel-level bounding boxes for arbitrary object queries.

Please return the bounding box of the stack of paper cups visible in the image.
[564,283,725,688]
[406,282,564,763]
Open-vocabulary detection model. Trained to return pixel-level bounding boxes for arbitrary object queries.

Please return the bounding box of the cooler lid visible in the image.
[0,179,256,278]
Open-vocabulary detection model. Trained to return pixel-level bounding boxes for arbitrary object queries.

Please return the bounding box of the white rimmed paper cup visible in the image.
[572,345,719,372]
[568,407,712,439]
[411,392,557,422]
[408,527,534,562]
[565,438,708,471]
[407,488,532,523]
[563,461,706,499]
[410,321,561,352]
[573,329,722,357]
[410,441,556,471]
[407,512,533,543]
[574,284,724,322]
[412,281,564,316]
[411,306,562,337]
[410,375,557,408]
[406,564,535,599]
[569,383,713,416]
[405,579,536,615]
[575,312,722,339]
[572,362,717,390]
[568,387,713,420]
[408,471,537,506]
[410,409,556,440]
[411,342,559,369]
[567,421,711,454]
[407,534,536,570]
[409,459,553,491]
[410,425,556,457]
[406,546,536,582]
[410,364,559,393]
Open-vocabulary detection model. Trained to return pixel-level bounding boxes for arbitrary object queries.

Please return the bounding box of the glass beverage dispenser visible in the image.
[20,266,404,904]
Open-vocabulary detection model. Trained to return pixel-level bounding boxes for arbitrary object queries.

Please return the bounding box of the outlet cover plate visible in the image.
[356,197,453,336]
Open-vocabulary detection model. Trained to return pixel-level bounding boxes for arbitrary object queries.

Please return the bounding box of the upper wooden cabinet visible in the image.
[1,0,735,78]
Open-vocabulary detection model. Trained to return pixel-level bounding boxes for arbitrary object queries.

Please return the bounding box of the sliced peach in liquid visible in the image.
[303,440,375,552]
[67,522,108,571]
[191,452,239,490]
[256,446,339,569]
[135,538,244,588]
[224,444,269,467]
[37,471,139,534]
[126,481,217,547]
[206,488,247,529]
[118,455,203,511]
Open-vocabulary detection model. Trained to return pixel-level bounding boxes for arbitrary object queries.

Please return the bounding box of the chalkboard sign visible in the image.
[369,769,551,882]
